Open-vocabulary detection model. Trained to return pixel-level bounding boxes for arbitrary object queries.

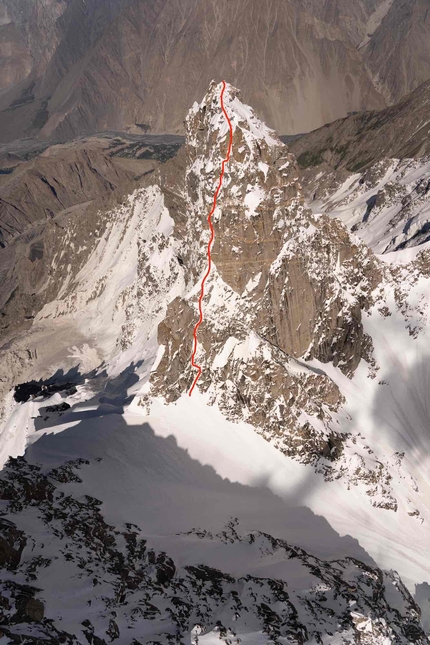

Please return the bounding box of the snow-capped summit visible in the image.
[180,81,300,290]
[186,81,280,152]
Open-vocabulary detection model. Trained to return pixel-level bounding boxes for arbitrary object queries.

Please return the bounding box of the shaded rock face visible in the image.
[151,83,389,497]
[0,455,425,644]
[0,519,26,569]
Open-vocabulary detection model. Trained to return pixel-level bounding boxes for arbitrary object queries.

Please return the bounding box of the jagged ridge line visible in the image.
[189,80,234,396]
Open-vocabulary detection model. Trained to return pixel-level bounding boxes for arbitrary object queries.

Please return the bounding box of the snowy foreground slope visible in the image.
[0,417,426,644]
[1,83,430,643]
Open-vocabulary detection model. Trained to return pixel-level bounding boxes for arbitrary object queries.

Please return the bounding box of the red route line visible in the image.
[189,80,234,396]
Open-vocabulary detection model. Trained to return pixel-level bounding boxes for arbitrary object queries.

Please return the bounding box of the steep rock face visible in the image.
[156,82,380,373]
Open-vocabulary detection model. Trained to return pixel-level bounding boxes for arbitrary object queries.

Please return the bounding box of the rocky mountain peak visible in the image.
[1,79,430,642]
[181,81,300,293]
[155,80,379,380]
[0,81,405,517]
[185,81,281,158]
[151,82,390,502]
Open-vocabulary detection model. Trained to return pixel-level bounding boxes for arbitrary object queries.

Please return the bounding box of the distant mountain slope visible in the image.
[3,0,429,144]
[0,132,183,248]
[361,0,430,103]
[0,0,394,141]
[290,80,430,254]
[290,79,430,173]
[0,132,183,364]
[2,0,430,143]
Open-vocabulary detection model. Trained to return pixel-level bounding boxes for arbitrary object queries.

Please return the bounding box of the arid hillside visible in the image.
[3,0,430,141]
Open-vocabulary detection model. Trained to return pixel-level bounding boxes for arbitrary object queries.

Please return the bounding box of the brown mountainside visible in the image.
[361,0,430,103]
[0,0,416,142]
[290,79,430,173]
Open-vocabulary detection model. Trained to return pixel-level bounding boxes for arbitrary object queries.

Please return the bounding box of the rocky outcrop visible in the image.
[0,518,26,569]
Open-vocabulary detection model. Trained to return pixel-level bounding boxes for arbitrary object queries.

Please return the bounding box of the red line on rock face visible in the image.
[189,80,233,396]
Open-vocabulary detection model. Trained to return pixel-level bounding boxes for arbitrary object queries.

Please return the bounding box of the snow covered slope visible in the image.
[308,157,430,254]
[1,82,430,642]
